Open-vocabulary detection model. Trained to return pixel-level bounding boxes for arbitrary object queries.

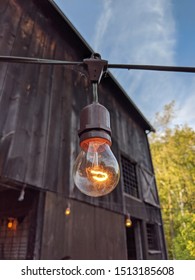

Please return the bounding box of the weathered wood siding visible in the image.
[41,192,127,260]
[0,0,90,195]
[0,0,155,212]
[0,0,167,260]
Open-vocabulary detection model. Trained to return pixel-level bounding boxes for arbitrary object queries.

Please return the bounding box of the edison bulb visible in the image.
[65,207,71,216]
[7,220,13,229]
[125,217,132,227]
[73,138,120,197]
[7,218,18,230]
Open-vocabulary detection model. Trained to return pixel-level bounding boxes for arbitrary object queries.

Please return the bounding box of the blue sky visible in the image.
[54,0,195,129]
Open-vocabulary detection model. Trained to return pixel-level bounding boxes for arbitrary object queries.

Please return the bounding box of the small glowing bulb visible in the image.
[125,215,132,227]
[73,138,120,197]
[65,207,71,216]
[7,218,18,230]
[7,220,13,229]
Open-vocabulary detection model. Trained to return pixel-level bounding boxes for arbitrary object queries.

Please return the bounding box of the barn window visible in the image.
[0,188,39,260]
[0,216,29,259]
[146,223,159,251]
[121,155,139,197]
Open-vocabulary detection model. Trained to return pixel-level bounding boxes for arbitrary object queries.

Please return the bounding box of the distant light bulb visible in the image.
[65,207,71,216]
[125,215,132,227]
[7,218,18,230]
[7,220,13,229]
[73,137,120,197]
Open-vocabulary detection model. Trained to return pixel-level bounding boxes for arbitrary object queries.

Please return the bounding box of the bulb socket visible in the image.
[78,102,112,144]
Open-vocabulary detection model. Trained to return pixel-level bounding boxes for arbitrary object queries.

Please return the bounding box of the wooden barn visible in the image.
[0,0,167,259]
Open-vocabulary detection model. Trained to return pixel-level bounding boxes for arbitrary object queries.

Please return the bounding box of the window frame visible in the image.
[146,223,160,252]
[120,154,141,199]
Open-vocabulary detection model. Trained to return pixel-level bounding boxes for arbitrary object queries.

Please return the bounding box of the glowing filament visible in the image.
[90,169,108,182]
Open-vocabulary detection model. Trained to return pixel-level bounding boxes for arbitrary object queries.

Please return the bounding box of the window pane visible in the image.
[121,155,139,197]
[146,223,159,251]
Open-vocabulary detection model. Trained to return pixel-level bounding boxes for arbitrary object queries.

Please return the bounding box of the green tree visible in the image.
[150,103,195,259]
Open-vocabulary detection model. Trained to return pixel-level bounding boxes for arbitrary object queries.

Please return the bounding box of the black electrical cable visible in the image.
[0,55,195,73]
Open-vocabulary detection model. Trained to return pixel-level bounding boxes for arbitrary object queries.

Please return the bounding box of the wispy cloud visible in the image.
[93,0,112,51]
[92,0,195,129]
[93,0,175,63]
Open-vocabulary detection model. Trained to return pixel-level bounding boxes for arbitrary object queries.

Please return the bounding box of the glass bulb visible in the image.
[7,220,13,229]
[125,218,132,227]
[73,138,120,197]
[7,218,18,230]
[65,207,71,216]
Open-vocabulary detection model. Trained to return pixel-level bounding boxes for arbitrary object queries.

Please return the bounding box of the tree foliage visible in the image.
[149,102,195,259]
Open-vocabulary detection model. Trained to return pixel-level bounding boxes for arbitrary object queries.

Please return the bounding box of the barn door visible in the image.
[126,219,143,260]
[139,166,159,206]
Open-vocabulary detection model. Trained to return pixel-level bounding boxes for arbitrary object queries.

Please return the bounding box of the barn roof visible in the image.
[47,0,155,132]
